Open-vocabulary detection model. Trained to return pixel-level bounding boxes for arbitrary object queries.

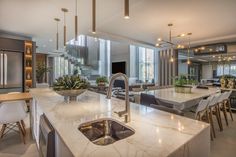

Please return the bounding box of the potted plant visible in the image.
[53,75,89,102]
[220,75,236,89]
[36,62,51,83]
[96,76,108,86]
[227,78,235,89]
[174,75,195,93]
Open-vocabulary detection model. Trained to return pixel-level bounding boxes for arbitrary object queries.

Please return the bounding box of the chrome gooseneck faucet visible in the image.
[106,73,130,123]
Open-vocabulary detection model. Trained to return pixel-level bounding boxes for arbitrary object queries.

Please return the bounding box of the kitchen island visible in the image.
[30,88,210,157]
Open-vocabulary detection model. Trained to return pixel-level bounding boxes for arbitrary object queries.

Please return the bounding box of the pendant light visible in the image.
[187,33,192,65]
[170,55,174,62]
[75,0,78,41]
[61,8,69,47]
[124,0,130,19]
[54,18,60,50]
[92,0,96,34]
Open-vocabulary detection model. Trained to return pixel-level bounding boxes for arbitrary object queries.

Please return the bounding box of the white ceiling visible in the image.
[1,0,236,53]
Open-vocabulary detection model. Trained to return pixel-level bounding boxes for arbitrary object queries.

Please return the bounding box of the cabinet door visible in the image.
[4,51,23,88]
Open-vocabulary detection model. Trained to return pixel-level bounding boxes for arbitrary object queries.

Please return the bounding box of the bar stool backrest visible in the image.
[208,93,221,107]
[0,100,27,124]
[195,99,210,118]
[217,92,229,103]
[225,91,232,100]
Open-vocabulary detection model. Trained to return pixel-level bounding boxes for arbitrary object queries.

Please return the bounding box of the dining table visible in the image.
[131,87,220,111]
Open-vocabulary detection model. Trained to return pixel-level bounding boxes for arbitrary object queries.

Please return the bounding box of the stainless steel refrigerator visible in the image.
[0,50,23,93]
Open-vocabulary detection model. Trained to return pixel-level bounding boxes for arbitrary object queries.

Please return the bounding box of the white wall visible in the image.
[110,42,130,76]
[202,64,213,79]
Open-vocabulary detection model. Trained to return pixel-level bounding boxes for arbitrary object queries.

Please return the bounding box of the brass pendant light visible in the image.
[54,18,60,50]
[124,0,130,19]
[61,8,69,47]
[92,0,96,34]
[187,33,192,65]
[75,0,78,41]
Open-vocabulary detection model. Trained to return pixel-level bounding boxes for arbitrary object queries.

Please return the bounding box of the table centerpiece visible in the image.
[174,75,196,93]
[53,75,89,102]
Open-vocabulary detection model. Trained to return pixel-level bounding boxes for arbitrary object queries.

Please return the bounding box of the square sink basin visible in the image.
[78,118,135,146]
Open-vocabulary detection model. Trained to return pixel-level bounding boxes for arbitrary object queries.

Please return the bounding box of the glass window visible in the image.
[137,47,155,83]
[217,64,233,76]
[230,65,236,76]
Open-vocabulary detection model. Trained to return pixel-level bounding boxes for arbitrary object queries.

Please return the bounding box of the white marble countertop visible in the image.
[30,88,209,157]
[131,87,219,110]
[136,87,218,104]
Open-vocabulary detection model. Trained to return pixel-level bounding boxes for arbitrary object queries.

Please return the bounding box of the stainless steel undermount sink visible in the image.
[78,118,135,146]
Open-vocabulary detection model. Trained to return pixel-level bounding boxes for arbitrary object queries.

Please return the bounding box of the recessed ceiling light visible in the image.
[49,39,53,42]
[158,38,162,41]
[233,56,235,58]
[180,33,185,37]
[213,55,215,58]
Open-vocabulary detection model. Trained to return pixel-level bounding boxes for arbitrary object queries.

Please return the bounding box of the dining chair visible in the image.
[208,93,223,138]
[140,93,183,115]
[0,100,27,144]
[195,96,213,120]
[223,91,234,121]
[217,92,230,126]
[195,96,214,140]
[140,93,157,107]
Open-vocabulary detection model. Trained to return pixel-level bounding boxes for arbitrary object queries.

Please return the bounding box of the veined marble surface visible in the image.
[30,88,210,157]
[131,87,219,110]
[141,87,218,104]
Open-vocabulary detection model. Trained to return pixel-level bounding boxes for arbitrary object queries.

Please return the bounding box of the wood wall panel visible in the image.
[158,48,177,86]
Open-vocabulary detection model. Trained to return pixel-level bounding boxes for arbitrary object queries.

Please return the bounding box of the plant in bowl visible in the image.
[174,75,196,93]
[53,75,89,102]
[96,76,108,86]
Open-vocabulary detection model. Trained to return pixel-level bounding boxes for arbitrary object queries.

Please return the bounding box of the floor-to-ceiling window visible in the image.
[130,45,156,83]
[217,63,236,76]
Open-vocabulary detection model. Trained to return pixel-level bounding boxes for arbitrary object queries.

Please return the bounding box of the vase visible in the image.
[175,86,192,93]
[98,82,106,87]
[220,78,227,88]
[55,89,86,103]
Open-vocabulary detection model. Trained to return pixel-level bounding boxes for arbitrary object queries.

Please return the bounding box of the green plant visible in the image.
[174,74,197,87]
[36,62,51,83]
[73,69,79,75]
[53,75,89,91]
[96,76,108,85]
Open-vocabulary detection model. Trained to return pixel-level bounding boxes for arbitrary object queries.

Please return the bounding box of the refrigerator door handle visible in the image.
[4,54,7,85]
[0,53,3,85]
